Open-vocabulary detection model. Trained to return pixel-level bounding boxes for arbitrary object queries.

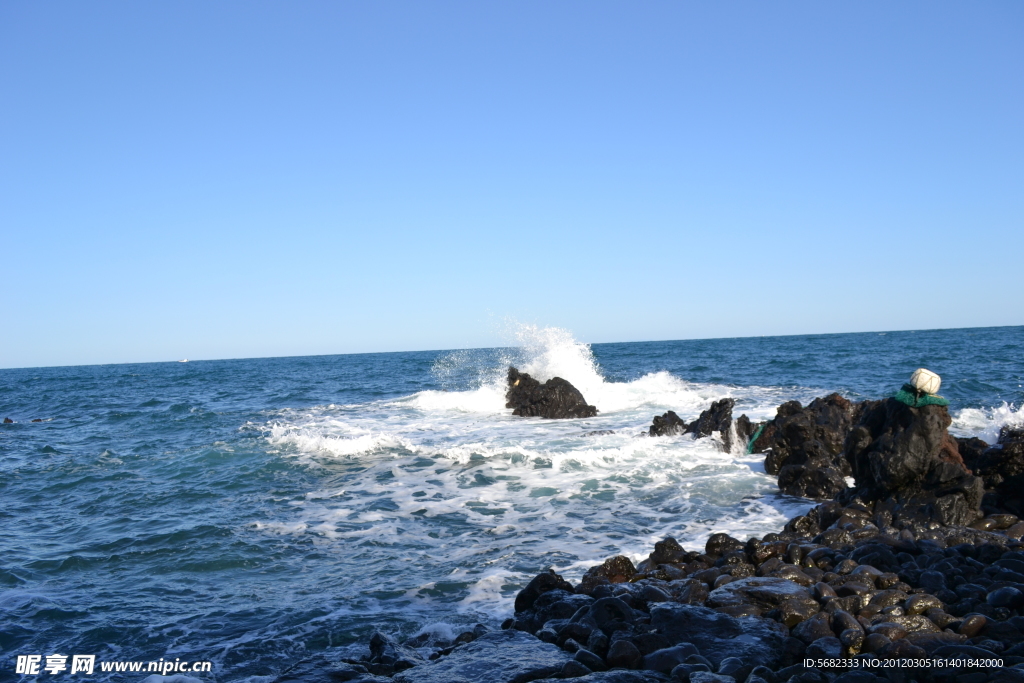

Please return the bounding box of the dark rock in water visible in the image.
[687,399,735,441]
[515,570,574,612]
[649,411,687,437]
[505,367,597,419]
[844,399,984,525]
[366,631,425,675]
[583,430,616,437]
[3,418,12,424]
[648,603,787,670]
[578,555,636,594]
[647,400,735,450]
[514,589,593,634]
[392,630,570,683]
[733,414,762,451]
[756,394,864,500]
[961,427,1024,517]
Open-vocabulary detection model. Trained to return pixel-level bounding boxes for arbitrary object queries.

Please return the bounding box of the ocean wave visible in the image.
[952,402,1024,443]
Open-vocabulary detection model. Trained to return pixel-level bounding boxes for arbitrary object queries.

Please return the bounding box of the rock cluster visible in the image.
[648,399,756,454]
[506,367,598,419]
[499,505,1024,683]
[314,387,1024,683]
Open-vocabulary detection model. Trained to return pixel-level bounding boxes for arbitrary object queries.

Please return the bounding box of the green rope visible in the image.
[746,423,766,454]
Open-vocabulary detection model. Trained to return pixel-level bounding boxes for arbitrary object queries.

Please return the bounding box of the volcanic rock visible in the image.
[648,411,687,437]
[392,630,570,683]
[706,577,820,627]
[961,427,1024,517]
[648,400,736,450]
[577,555,636,594]
[515,570,574,612]
[505,367,597,419]
[647,603,787,670]
[844,399,984,526]
[753,394,866,500]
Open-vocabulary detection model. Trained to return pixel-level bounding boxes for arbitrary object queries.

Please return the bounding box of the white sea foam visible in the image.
[254,324,817,619]
[952,402,1024,443]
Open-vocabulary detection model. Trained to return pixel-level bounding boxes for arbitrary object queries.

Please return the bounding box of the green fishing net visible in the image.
[893,383,949,408]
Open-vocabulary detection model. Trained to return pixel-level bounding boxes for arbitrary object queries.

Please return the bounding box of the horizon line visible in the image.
[2,323,1020,372]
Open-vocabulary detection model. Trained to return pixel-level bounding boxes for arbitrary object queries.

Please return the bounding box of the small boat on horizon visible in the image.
[179,359,189,363]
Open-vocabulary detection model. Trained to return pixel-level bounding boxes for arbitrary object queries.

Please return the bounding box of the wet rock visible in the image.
[887,614,940,633]
[904,631,967,652]
[687,399,735,441]
[707,577,819,627]
[844,400,984,525]
[641,644,699,674]
[715,657,744,679]
[273,657,391,683]
[861,633,890,653]
[647,537,687,565]
[587,631,610,659]
[574,649,608,672]
[539,672,672,683]
[705,533,745,558]
[649,411,688,437]
[516,570,575,612]
[578,556,637,594]
[516,590,593,633]
[756,394,862,499]
[367,631,425,675]
[958,613,988,637]
[904,593,943,615]
[648,400,736,450]
[989,587,1024,609]
[879,638,926,658]
[832,673,882,683]
[793,612,833,644]
[689,674,735,683]
[648,603,786,670]
[587,596,636,629]
[804,636,842,659]
[393,630,571,683]
[561,660,593,678]
[606,639,642,669]
[839,628,863,652]
[505,367,598,419]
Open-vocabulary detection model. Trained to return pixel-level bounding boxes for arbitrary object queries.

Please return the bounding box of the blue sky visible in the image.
[1,2,1021,368]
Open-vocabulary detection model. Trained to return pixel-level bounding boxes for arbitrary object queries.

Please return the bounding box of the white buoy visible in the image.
[909,368,941,395]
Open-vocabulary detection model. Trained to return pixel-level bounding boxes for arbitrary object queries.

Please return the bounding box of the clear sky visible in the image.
[1,2,1021,368]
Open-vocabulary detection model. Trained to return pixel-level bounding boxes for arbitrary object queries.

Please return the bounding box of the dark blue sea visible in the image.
[2,325,1022,681]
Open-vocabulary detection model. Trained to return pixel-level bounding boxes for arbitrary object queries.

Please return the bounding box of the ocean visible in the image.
[1,325,1022,681]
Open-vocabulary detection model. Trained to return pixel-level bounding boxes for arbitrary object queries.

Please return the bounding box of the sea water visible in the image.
[1,325,1022,680]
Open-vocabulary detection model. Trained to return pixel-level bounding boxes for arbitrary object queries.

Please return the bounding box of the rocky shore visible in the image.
[286,373,1024,683]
